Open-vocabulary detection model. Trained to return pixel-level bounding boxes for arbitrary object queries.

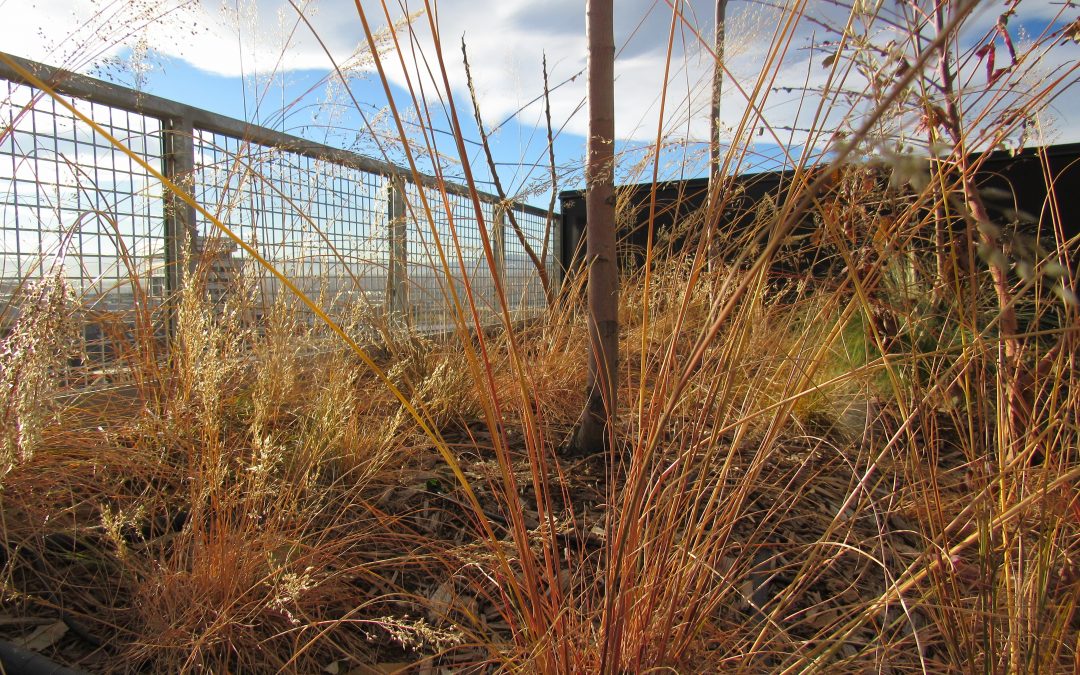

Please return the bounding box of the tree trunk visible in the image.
[574,0,618,454]
[709,0,727,183]
[707,0,727,269]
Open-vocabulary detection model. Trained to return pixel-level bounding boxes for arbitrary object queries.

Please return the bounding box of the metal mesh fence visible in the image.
[191,130,390,329]
[0,80,166,374]
[404,182,502,331]
[505,207,553,317]
[1,55,557,387]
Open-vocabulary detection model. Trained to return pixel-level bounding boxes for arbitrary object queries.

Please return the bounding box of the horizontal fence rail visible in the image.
[0,52,557,383]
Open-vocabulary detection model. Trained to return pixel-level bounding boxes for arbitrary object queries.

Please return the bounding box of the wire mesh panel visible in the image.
[192,130,389,334]
[1,54,557,390]
[0,80,166,375]
[505,205,553,319]
[404,183,499,332]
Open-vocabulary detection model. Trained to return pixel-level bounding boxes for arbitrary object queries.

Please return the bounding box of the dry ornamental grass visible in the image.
[1,0,1079,672]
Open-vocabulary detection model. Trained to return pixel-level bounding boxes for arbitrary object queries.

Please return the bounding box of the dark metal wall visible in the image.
[559,143,1080,278]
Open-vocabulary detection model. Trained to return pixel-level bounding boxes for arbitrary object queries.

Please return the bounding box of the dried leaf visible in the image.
[997,13,1017,63]
[1053,284,1079,307]
[346,664,412,675]
[1062,18,1080,45]
[14,620,68,651]
[977,242,1009,271]
[1044,261,1066,279]
[979,186,1013,202]
[427,581,455,621]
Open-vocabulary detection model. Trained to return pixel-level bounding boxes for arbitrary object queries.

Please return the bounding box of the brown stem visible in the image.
[934,1,1027,461]
[709,0,727,183]
[541,52,558,285]
[460,39,554,306]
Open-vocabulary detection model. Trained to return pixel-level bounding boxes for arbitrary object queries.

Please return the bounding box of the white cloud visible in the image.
[4,0,1078,154]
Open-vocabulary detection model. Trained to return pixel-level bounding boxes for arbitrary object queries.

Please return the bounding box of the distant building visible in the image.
[193,235,244,305]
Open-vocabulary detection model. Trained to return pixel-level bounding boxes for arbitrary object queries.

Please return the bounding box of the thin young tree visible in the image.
[709,0,727,184]
[574,0,618,454]
[707,0,728,267]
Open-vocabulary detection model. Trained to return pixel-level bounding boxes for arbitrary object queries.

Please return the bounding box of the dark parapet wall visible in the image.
[972,143,1080,247]
[559,142,1080,282]
[559,168,830,280]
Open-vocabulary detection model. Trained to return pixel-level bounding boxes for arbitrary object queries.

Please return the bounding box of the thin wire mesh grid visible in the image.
[192,130,390,329]
[1,62,556,384]
[505,205,553,318]
[403,183,501,331]
[0,80,166,370]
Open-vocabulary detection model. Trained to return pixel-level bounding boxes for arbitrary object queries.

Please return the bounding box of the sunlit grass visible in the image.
[1,0,1078,672]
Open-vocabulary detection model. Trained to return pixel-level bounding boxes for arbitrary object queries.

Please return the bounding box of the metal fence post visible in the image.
[162,116,197,338]
[385,177,408,325]
[1,52,557,350]
[550,208,562,293]
[492,201,506,301]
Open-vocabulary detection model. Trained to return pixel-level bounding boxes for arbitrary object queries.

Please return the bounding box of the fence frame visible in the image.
[0,51,556,341]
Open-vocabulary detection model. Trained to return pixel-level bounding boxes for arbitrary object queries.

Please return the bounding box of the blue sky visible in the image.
[3,0,1079,210]
[91,50,585,208]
